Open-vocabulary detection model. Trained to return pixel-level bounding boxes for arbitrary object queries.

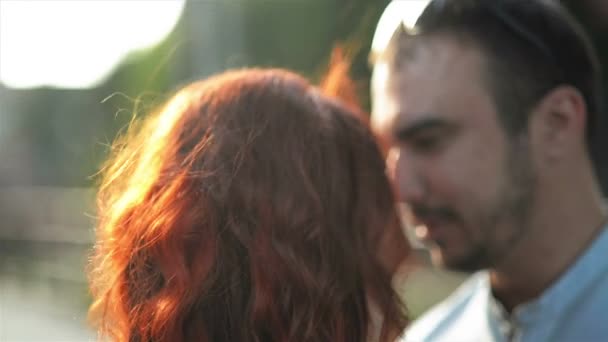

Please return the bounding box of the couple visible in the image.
[88,0,608,341]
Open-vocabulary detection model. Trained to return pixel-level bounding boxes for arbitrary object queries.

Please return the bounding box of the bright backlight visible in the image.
[0,0,185,89]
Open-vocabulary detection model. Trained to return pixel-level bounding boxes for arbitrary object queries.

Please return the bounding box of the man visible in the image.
[370,0,608,341]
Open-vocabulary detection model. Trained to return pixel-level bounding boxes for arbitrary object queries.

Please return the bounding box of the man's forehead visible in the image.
[371,54,445,136]
[371,38,487,133]
[371,60,395,135]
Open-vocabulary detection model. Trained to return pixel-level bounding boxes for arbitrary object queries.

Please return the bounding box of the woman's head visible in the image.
[89,68,408,342]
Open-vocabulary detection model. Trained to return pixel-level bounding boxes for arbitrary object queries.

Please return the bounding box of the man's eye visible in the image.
[412,135,441,152]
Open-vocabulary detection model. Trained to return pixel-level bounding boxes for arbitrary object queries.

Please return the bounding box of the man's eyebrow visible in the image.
[394,117,452,141]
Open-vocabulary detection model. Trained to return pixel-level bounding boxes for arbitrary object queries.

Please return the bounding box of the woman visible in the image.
[88,68,409,342]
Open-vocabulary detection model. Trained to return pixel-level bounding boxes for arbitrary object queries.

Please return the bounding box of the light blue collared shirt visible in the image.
[401,225,608,342]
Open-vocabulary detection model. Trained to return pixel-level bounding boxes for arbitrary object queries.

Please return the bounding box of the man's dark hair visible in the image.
[386,0,603,152]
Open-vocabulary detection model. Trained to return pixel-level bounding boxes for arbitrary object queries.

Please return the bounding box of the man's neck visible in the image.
[489,175,606,312]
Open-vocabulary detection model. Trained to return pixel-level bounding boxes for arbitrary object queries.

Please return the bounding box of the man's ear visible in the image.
[528,85,587,161]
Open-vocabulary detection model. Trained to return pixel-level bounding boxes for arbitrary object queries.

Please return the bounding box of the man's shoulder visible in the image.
[399,272,491,342]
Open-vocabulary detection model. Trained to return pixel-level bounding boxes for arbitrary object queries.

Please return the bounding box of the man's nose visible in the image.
[389,148,426,204]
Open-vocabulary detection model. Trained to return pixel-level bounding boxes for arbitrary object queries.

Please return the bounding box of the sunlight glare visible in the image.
[370,0,431,55]
[0,0,186,89]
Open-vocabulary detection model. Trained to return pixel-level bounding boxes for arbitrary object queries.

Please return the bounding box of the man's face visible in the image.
[372,37,536,272]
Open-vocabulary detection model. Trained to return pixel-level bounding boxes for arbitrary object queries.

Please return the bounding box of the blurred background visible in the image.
[0,0,606,340]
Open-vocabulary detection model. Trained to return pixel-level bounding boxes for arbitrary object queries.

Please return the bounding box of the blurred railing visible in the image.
[0,186,94,342]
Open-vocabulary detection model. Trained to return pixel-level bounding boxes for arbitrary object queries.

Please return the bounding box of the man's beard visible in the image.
[434,138,537,272]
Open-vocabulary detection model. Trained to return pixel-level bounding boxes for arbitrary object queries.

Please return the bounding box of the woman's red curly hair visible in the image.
[88,68,409,342]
